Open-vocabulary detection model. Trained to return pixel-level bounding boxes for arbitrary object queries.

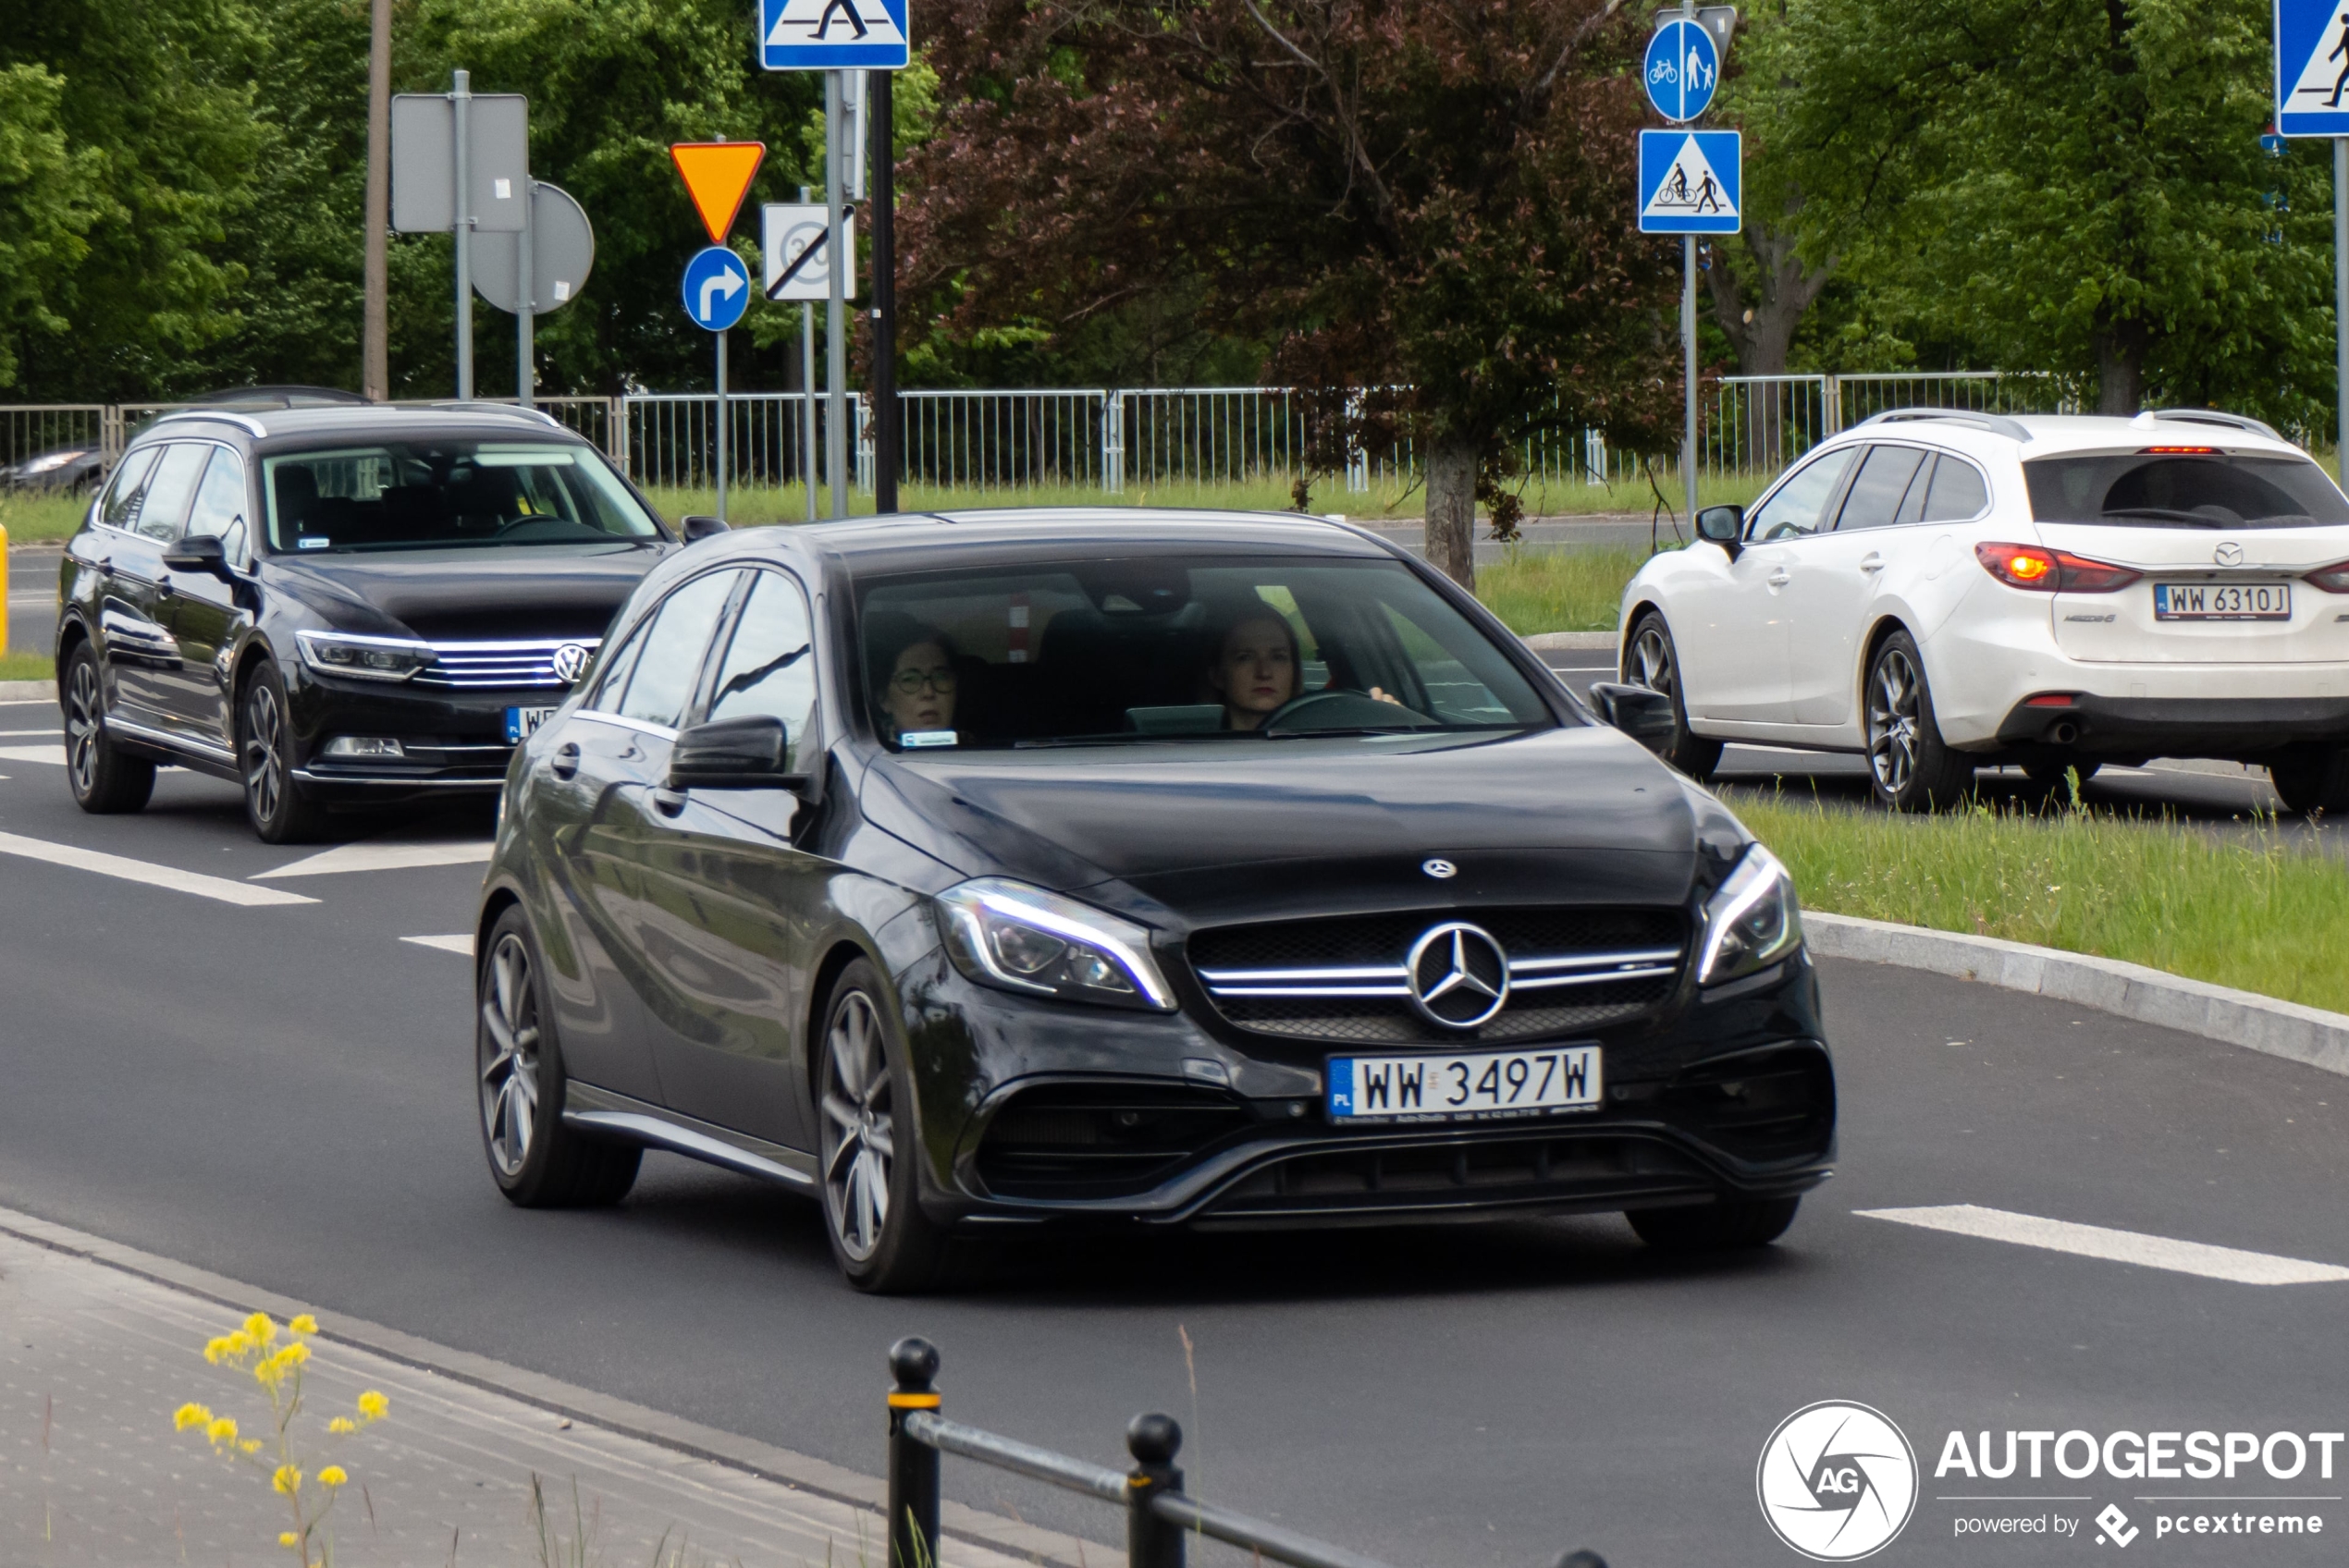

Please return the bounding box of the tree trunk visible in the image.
[1703,220,1833,474]
[2095,322,2147,415]
[1425,440,1478,592]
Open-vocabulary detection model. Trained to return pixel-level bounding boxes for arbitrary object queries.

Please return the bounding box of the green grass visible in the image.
[1740,789,2349,1015]
[0,651,55,683]
[1474,545,1659,636]
[0,490,90,545]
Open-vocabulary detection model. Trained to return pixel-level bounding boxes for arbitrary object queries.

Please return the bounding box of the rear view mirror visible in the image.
[667,715,814,793]
[1587,681,1678,755]
[680,514,729,543]
[1696,506,1744,556]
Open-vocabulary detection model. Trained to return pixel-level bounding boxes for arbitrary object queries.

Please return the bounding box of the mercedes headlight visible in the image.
[1697,845,1803,986]
[937,878,1176,1011]
[295,631,436,683]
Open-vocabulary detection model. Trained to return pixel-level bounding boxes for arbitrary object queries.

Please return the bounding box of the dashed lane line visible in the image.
[0,830,319,907]
[0,729,59,737]
[0,743,65,766]
[403,934,473,955]
[1857,1204,2349,1286]
[257,839,496,879]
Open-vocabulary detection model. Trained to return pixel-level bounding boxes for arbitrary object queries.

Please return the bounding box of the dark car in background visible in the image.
[55,402,683,840]
[471,511,1837,1292]
[3,445,106,494]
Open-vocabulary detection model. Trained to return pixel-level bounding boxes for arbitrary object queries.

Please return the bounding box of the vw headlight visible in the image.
[1697,845,1803,986]
[937,878,1176,1011]
[295,631,436,683]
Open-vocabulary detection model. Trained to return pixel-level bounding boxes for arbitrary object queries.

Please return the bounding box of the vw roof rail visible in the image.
[151,410,269,438]
[1854,407,2035,443]
[2147,408,2285,442]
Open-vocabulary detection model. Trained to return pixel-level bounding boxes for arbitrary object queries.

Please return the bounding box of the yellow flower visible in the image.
[289,1314,318,1336]
[272,1464,301,1496]
[279,1532,300,1549]
[357,1390,388,1422]
[240,1439,262,1454]
[203,1337,232,1366]
[245,1312,277,1345]
[317,1465,348,1488]
[205,1417,239,1446]
[281,1342,310,1366]
[327,1416,356,1435]
[174,1403,213,1432]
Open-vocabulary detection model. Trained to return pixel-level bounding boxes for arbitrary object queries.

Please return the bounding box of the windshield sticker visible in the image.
[901,729,960,748]
[297,536,332,550]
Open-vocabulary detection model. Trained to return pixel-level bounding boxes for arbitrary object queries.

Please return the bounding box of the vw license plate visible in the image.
[2154,582,2291,620]
[504,705,558,742]
[1328,1047,1603,1123]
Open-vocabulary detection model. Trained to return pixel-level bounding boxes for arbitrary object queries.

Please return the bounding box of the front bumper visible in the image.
[285,668,563,797]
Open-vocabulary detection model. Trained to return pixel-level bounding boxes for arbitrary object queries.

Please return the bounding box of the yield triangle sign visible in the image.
[670,141,767,245]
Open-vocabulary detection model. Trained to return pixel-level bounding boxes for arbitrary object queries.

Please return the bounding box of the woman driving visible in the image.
[1209,610,1303,730]
[867,614,960,744]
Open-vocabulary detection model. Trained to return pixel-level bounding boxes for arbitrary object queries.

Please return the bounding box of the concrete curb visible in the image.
[0,1203,1110,1568]
[0,679,54,702]
[1804,911,2349,1077]
[1522,631,1616,652]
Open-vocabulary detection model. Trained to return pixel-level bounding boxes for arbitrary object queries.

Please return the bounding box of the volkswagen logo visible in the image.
[1420,858,1457,879]
[2214,541,2244,567]
[1755,1401,1917,1562]
[550,643,591,683]
[1405,922,1509,1028]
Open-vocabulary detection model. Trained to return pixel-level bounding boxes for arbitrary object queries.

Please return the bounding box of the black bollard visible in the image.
[1126,1412,1186,1568]
[887,1337,942,1568]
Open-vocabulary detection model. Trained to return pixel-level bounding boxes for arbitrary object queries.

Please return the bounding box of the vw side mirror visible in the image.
[162,533,234,578]
[1696,505,1743,557]
[667,715,815,794]
[680,514,729,544]
[1587,681,1678,755]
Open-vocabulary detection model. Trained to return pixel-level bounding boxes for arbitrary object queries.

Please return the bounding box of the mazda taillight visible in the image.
[2306,559,2349,594]
[1974,543,2142,593]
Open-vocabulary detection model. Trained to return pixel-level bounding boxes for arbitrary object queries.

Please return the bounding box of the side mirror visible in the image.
[680,514,729,543]
[162,533,233,577]
[1695,505,1744,557]
[1587,681,1678,755]
[667,715,814,793]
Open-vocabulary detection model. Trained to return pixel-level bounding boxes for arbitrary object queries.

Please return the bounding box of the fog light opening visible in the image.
[322,736,406,759]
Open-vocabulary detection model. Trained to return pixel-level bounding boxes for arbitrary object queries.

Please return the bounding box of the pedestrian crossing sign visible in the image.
[2278,0,2349,135]
[1639,129,1740,235]
[759,0,909,70]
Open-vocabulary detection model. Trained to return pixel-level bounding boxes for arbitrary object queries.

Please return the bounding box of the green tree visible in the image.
[0,63,99,390]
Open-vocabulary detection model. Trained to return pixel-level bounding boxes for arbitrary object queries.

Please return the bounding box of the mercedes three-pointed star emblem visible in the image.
[1405,921,1511,1029]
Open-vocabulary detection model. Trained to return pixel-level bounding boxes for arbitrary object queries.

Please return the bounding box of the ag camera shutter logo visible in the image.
[1757,1401,1918,1561]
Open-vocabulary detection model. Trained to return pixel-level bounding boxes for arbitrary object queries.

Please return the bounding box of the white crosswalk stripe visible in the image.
[0,830,317,907]
[1858,1204,2349,1286]
[258,840,496,879]
[402,934,473,956]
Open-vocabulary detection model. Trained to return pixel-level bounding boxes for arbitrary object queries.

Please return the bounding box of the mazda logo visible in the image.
[550,643,591,683]
[2214,541,2244,567]
[1406,922,1510,1029]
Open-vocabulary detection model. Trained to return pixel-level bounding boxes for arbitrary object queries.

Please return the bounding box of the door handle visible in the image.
[1767,568,1791,588]
[155,576,175,597]
[652,788,687,817]
[549,741,580,779]
[1860,553,1886,573]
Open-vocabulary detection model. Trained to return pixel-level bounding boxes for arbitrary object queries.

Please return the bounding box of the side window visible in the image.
[615,570,742,730]
[583,621,648,714]
[1747,447,1859,541]
[1834,446,1929,532]
[707,571,819,760]
[1921,455,1990,521]
[1895,456,1937,525]
[184,447,251,563]
[135,443,211,542]
[98,447,161,533]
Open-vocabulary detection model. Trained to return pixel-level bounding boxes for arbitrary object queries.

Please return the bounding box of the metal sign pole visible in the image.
[802,184,819,523]
[871,69,899,514]
[2337,139,2348,465]
[1683,237,1697,527]
[825,70,850,521]
[517,182,535,410]
[717,328,730,525]
[453,69,473,399]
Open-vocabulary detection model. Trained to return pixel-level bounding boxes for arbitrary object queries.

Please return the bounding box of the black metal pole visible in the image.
[1126,1414,1186,1568]
[888,1338,941,1568]
[870,68,899,514]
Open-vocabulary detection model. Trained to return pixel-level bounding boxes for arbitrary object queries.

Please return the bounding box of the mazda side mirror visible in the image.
[1587,681,1678,755]
[667,715,816,794]
[680,514,729,544]
[1696,505,1743,557]
[162,533,235,578]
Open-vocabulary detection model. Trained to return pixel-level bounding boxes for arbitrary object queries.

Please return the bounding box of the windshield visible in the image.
[855,557,1558,751]
[260,441,662,553]
[2024,451,2349,530]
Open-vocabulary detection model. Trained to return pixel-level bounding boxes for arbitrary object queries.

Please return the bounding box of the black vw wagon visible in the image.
[473,510,1836,1291]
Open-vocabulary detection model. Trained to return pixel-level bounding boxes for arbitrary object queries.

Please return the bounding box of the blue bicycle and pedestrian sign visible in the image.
[1644,18,1720,123]
[681,245,751,331]
[1639,129,1740,234]
[2277,0,2349,135]
[759,0,910,70]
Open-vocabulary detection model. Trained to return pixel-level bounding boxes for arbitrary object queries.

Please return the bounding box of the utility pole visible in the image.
[824,70,849,520]
[2337,139,2347,464]
[871,70,899,515]
[363,0,390,400]
[1680,0,1698,530]
[452,68,474,400]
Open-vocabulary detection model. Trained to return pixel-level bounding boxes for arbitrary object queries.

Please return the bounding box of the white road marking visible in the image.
[1857,1204,2349,1286]
[0,743,66,766]
[256,839,495,879]
[0,830,318,907]
[402,934,473,956]
[0,729,60,737]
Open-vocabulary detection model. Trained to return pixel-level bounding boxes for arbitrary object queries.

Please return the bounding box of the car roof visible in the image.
[126,403,594,453]
[1817,409,2308,462]
[765,508,1401,569]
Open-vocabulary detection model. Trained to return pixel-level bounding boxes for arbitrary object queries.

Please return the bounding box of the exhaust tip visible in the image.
[2049,720,2080,746]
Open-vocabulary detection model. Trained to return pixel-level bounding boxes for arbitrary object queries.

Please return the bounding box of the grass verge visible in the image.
[0,651,55,683]
[1475,546,1657,636]
[1,491,90,545]
[1740,789,2349,1016]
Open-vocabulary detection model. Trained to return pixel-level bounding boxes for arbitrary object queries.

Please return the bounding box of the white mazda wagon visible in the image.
[1617,409,2349,812]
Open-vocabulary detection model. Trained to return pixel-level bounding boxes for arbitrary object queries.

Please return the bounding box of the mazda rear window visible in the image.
[2024,452,2349,529]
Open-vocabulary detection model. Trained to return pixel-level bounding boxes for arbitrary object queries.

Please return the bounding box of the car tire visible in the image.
[1863,632,1975,813]
[61,642,155,814]
[1623,612,1723,779]
[2269,745,2349,816]
[477,907,643,1208]
[1628,1194,1801,1252]
[817,958,951,1294]
[238,661,330,844]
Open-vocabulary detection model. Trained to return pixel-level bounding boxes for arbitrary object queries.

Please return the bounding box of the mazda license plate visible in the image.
[1327,1046,1603,1123]
[504,705,558,742]
[2154,582,2291,620]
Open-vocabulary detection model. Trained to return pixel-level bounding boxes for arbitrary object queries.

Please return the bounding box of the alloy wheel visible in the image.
[1630,623,1676,698]
[479,932,542,1178]
[242,682,288,824]
[66,657,102,797]
[820,990,894,1262]
[1866,649,1923,796]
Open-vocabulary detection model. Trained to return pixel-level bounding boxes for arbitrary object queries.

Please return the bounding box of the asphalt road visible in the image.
[3,693,2347,1567]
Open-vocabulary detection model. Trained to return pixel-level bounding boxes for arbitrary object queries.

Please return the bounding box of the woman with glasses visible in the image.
[867,614,961,745]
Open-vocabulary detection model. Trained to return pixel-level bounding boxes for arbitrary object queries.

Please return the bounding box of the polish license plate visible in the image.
[504,705,558,742]
[1327,1047,1603,1123]
[2153,582,2291,620]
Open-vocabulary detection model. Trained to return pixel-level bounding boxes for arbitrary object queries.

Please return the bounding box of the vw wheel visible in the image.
[62,642,155,814]
[238,662,329,843]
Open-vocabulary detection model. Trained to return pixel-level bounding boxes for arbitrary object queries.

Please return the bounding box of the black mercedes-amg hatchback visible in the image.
[55,404,684,840]
[472,510,1837,1291]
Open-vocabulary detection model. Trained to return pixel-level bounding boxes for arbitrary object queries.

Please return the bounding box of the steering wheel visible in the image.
[1261,688,1436,734]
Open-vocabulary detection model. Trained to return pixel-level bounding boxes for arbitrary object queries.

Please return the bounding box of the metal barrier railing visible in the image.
[0,405,109,474]
[881,1338,1610,1568]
